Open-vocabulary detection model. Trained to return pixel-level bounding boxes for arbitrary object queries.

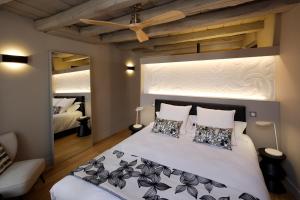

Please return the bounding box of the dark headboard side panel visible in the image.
[54,96,85,116]
[155,99,246,122]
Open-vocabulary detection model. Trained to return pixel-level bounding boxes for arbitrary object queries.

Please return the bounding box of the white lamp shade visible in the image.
[256,121,273,126]
[136,107,144,111]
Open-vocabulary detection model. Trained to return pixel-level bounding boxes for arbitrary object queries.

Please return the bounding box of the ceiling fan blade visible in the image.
[80,19,130,29]
[140,10,185,28]
[134,29,149,43]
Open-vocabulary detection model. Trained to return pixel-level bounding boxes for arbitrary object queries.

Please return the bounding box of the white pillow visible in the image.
[196,107,235,129]
[56,98,76,113]
[159,103,192,134]
[52,98,62,106]
[185,115,197,134]
[66,104,81,113]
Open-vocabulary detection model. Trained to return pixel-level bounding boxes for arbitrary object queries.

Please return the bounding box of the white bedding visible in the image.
[50,123,270,200]
[53,111,82,134]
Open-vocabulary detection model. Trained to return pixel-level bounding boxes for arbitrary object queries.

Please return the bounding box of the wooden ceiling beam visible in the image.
[63,55,89,62]
[80,0,255,37]
[117,21,263,49]
[47,27,101,44]
[137,40,243,56]
[35,0,146,31]
[0,0,13,5]
[153,35,246,51]
[101,0,299,43]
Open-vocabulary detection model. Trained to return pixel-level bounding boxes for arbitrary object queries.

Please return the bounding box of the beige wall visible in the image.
[0,10,139,164]
[276,6,300,197]
[92,49,140,141]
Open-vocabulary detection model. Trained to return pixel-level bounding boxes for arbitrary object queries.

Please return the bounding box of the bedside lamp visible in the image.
[256,121,283,156]
[133,106,143,129]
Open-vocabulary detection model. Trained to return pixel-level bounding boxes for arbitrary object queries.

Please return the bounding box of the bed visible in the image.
[53,96,85,139]
[50,99,269,200]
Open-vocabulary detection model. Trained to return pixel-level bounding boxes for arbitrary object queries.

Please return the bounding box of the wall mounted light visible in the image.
[1,54,29,64]
[126,61,135,75]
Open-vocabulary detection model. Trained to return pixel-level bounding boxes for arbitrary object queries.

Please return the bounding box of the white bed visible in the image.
[53,111,82,134]
[50,123,270,200]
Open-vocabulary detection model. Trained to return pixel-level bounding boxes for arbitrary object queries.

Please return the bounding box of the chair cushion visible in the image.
[0,132,17,161]
[0,144,13,175]
[0,159,45,198]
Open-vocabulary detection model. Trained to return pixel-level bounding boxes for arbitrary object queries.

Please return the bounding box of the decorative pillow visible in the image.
[53,106,62,114]
[159,103,192,134]
[0,144,13,175]
[193,124,233,150]
[152,118,183,138]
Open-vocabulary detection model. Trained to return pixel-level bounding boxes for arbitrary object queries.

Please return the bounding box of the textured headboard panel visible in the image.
[54,95,85,116]
[155,99,246,122]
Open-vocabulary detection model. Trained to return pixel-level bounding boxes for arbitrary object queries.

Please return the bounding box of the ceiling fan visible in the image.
[80,4,185,43]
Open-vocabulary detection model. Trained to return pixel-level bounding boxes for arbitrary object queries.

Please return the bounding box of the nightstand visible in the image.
[77,116,91,137]
[129,124,145,135]
[258,148,286,194]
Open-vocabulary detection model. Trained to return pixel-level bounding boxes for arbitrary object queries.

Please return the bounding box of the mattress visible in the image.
[50,123,269,200]
[53,111,82,134]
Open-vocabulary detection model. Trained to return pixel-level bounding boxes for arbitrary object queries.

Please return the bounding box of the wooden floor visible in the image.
[24,129,294,200]
[54,133,92,164]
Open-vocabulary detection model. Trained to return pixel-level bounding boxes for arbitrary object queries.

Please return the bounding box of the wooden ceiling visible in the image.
[1,0,299,56]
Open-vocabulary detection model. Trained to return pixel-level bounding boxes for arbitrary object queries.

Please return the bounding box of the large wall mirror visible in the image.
[50,51,93,164]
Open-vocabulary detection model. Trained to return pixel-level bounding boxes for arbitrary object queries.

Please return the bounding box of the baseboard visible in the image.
[284,178,300,199]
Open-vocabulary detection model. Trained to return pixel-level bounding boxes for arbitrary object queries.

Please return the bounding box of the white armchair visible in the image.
[0,132,45,198]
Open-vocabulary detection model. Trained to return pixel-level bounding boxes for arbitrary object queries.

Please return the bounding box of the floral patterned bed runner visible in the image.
[71,149,260,200]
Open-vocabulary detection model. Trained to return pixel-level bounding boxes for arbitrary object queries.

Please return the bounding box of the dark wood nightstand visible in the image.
[258,148,286,194]
[129,124,145,135]
[77,116,91,137]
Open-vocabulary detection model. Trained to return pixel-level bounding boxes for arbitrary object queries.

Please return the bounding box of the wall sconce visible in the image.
[1,54,29,64]
[126,61,135,74]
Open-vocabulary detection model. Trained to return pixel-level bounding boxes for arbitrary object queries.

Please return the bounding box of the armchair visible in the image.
[0,132,45,198]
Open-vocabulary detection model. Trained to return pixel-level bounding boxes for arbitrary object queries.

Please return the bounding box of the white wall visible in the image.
[0,10,140,164]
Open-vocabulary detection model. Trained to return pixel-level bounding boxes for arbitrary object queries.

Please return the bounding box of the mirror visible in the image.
[52,52,90,73]
[50,51,93,164]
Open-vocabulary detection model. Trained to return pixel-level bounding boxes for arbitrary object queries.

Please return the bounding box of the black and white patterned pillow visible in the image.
[193,124,233,150]
[53,106,62,114]
[0,144,13,175]
[152,118,183,138]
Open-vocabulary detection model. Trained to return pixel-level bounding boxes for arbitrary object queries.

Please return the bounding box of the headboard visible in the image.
[155,99,246,122]
[54,95,85,116]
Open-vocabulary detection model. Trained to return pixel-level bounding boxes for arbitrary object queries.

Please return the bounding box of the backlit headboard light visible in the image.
[142,56,276,101]
[52,70,91,94]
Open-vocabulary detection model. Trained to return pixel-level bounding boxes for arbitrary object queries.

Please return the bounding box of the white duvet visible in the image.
[50,124,270,200]
[53,111,82,134]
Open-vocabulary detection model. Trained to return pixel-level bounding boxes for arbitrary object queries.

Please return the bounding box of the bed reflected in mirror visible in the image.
[51,51,93,164]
